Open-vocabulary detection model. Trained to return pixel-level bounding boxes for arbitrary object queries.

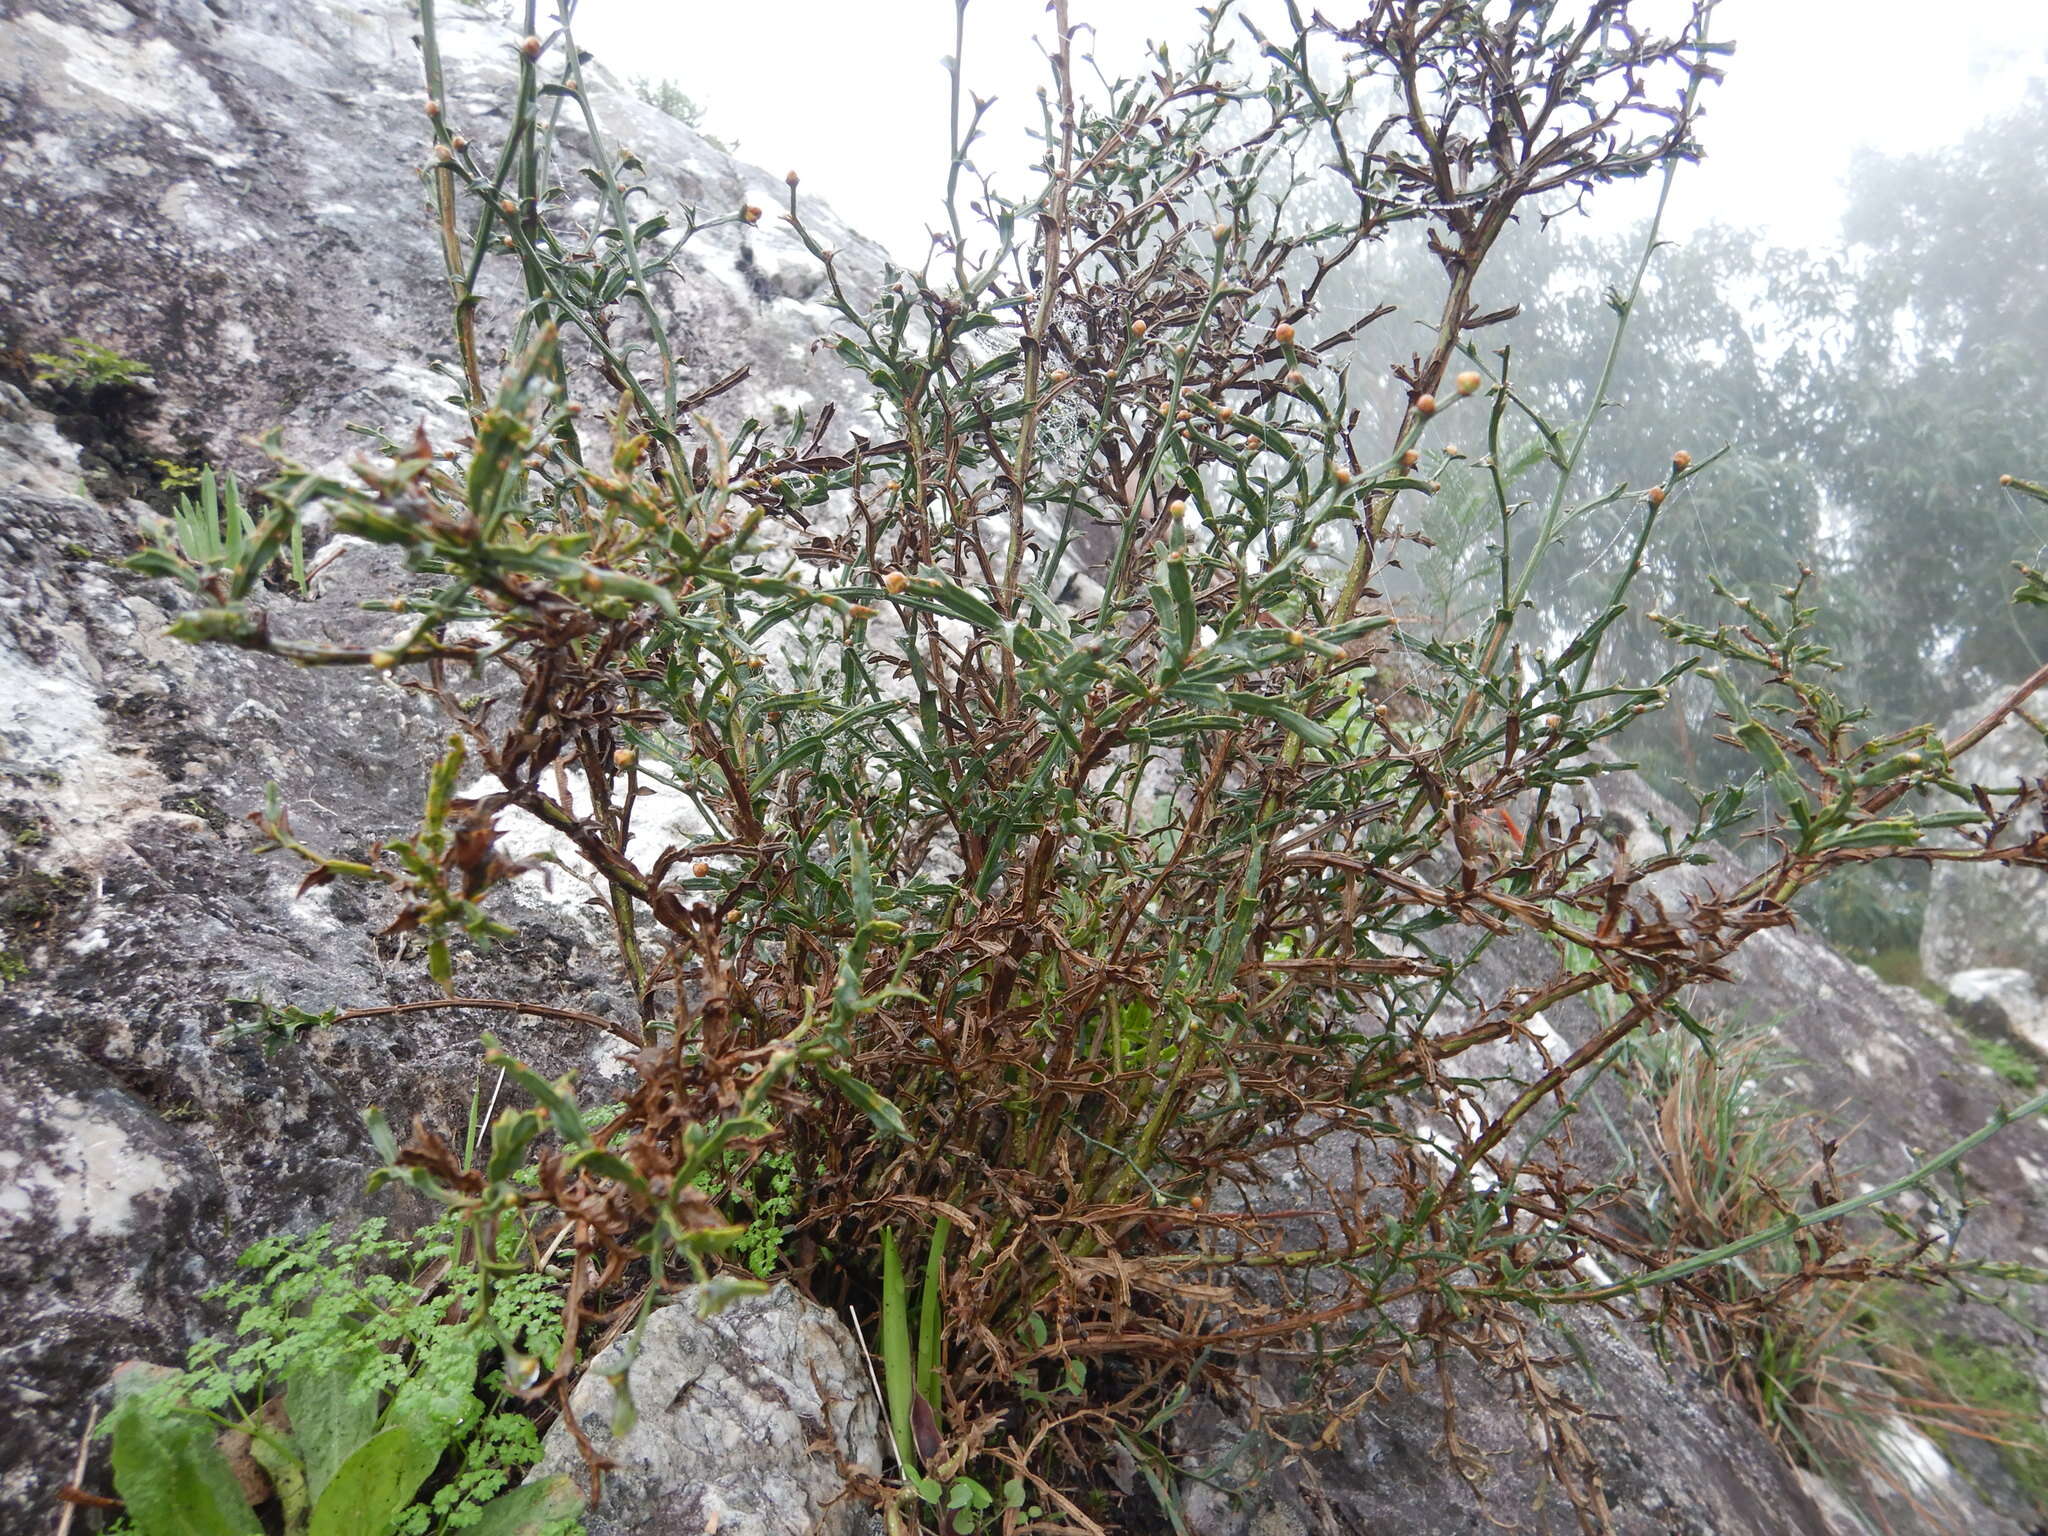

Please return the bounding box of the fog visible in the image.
[570,0,2048,971]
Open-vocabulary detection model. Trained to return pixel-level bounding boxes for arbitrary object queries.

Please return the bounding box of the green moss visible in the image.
[1971,1035,2042,1090]
[1863,943,1943,1001]
[0,950,25,986]
[1921,1332,2048,1509]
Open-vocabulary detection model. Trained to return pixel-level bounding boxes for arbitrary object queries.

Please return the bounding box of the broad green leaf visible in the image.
[287,1358,380,1506]
[106,1389,263,1536]
[307,1425,444,1536]
[464,1475,585,1536]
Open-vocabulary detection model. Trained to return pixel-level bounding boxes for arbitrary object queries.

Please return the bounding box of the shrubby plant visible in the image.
[128,0,2048,1530]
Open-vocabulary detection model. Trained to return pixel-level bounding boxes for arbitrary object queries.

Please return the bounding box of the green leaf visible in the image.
[817,1064,908,1139]
[696,1276,772,1315]
[307,1425,445,1536]
[286,1358,380,1506]
[1815,819,1923,851]
[1225,691,1335,747]
[484,1040,591,1146]
[749,700,903,793]
[484,1106,547,1183]
[917,573,1008,633]
[106,1389,263,1536]
[463,1475,585,1536]
[246,1424,310,1534]
[916,1215,951,1416]
[881,1228,918,1472]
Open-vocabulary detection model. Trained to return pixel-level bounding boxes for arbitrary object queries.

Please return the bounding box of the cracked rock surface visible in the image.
[0,0,884,1525]
[536,1285,883,1536]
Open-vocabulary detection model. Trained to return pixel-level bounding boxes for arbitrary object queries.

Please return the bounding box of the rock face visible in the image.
[536,1286,883,1536]
[0,0,882,486]
[1181,1315,1833,1536]
[1947,966,2048,1057]
[0,0,884,1526]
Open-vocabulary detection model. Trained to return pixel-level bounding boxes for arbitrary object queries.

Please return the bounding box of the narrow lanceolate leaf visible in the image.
[483,1039,590,1144]
[1225,691,1336,747]
[818,1064,909,1139]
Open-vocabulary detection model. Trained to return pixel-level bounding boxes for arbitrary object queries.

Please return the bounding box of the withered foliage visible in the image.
[149,1,2048,1529]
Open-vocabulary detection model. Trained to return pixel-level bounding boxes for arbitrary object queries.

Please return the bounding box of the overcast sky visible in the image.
[575,2,2048,264]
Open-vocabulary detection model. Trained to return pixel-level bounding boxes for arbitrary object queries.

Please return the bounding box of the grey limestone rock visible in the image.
[535,1285,882,1536]
[0,0,884,1524]
[1947,966,2048,1057]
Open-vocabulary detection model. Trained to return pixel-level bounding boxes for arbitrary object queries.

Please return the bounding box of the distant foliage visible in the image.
[628,75,730,152]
